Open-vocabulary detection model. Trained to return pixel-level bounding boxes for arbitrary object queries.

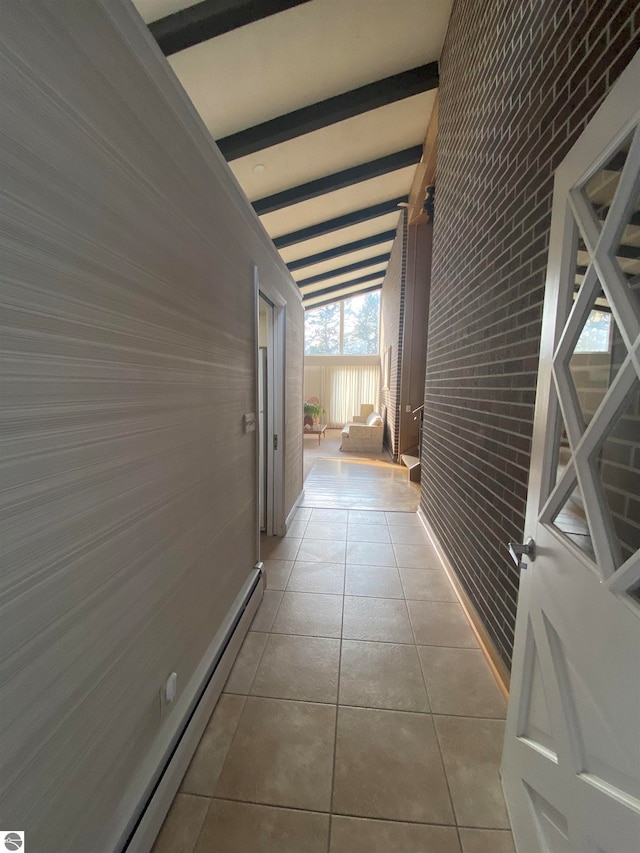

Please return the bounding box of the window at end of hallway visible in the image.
[304,291,380,356]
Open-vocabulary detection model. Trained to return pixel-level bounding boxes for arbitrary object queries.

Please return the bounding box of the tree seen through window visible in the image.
[304,291,380,355]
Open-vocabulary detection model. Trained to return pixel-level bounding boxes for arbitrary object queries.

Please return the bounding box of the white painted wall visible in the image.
[0,2,303,850]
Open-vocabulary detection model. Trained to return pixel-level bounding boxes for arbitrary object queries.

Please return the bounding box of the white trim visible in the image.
[416,508,510,699]
[273,301,287,536]
[284,490,305,533]
[121,570,264,853]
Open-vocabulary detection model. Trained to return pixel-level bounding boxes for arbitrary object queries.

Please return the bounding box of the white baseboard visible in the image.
[121,567,264,853]
[284,490,305,532]
[417,510,510,700]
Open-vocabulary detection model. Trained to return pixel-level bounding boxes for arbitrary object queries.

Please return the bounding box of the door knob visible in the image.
[508,537,536,569]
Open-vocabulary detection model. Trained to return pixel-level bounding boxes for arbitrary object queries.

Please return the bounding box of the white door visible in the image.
[502,52,640,853]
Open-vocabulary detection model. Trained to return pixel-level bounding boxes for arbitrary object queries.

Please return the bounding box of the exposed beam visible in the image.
[304,284,382,310]
[218,63,439,160]
[150,0,311,56]
[287,230,397,272]
[296,253,391,287]
[273,198,404,249]
[253,147,422,215]
[405,91,439,225]
[301,271,384,299]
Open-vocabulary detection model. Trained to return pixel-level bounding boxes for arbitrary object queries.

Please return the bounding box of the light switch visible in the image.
[243,413,256,433]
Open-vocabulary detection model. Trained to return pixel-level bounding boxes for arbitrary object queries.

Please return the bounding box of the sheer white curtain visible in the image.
[304,360,379,427]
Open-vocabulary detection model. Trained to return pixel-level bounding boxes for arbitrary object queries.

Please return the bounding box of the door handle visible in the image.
[508,537,536,569]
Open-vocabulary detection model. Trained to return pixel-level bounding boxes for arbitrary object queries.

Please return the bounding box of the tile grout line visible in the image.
[225,511,509,847]
[206,793,500,828]
[189,792,511,833]
[197,539,292,846]
[327,547,346,853]
[410,605,464,850]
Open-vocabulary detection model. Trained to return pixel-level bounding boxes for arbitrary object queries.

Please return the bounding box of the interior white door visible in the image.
[502,52,640,853]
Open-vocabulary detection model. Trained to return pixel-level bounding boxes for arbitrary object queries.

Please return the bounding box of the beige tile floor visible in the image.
[153,509,514,853]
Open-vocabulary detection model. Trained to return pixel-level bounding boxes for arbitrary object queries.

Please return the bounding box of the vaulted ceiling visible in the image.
[133,0,452,308]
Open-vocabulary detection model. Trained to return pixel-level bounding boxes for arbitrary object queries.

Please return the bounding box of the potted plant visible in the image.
[303,401,324,428]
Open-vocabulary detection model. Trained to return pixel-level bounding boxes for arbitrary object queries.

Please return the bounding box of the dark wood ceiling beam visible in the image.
[287,230,397,272]
[253,147,422,215]
[150,0,311,56]
[273,197,404,249]
[304,284,382,309]
[301,271,384,299]
[218,63,439,160]
[296,253,391,287]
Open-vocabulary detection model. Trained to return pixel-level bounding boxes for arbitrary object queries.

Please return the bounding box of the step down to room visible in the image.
[401,454,421,483]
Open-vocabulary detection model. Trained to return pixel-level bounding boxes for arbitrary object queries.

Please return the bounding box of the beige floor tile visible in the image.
[285,519,308,538]
[310,508,349,523]
[459,828,515,853]
[348,510,388,524]
[393,543,440,569]
[251,634,340,702]
[223,632,268,694]
[342,596,413,643]
[215,696,336,811]
[389,525,431,545]
[181,695,246,796]
[287,561,345,594]
[272,591,343,638]
[330,815,461,853]
[435,716,509,829]
[261,536,301,561]
[385,512,421,526]
[195,799,329,853]
[250,590,283,632]
[345,565,403,598]
[332,706,454,824]
[407,601,478,647]
[399,568,457,602]
[294,507,312,521]
[263,559,294,591]
[297,537,347,563]
[304,520,348,540]
[418,647,507,718]
[339,640,429,711]
[346,541,396,566]
[347,523,391,543]
[151,793,209,853]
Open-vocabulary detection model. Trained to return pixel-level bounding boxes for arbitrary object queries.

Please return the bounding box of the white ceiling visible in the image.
[132,0,452,307]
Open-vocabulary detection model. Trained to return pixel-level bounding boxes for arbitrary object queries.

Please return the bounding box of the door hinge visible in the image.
[273,434,278,450]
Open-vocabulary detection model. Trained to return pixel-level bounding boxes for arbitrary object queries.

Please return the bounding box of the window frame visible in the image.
[304,291,381,357]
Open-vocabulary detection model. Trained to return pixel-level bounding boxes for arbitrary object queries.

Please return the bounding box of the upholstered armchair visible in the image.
[351,403,375,423]
[340,410,384,452]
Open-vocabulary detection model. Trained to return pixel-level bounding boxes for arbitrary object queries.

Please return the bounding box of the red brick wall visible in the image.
[421,0,640,669]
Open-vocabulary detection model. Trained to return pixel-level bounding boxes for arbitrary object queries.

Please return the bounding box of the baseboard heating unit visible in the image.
[119,565,264,853]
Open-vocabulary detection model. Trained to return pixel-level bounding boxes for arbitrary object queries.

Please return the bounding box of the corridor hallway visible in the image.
[152,499,515,852]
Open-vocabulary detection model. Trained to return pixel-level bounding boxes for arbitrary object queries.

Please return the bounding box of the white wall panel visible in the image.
[0,2,302,850]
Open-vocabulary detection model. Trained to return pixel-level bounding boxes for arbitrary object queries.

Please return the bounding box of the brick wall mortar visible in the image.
[421,0,640,670]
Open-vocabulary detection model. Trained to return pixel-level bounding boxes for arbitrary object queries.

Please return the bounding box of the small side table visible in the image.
[304,424,327,445]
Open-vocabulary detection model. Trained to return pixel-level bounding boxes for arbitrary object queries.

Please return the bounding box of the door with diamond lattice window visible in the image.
[502,52,640,853]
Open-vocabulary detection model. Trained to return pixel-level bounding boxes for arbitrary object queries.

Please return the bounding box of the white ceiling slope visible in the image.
[133,0,452,308]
